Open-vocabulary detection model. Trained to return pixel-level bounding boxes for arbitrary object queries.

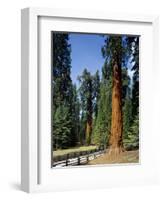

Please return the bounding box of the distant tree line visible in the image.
[52,32,139,155]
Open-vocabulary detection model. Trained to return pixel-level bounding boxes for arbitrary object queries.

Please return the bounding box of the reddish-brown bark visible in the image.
[109,61,124,156]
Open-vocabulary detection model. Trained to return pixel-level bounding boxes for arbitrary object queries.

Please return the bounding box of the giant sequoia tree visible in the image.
[78,69,100,145]
[52,32,139,159]
[102,36,124,155]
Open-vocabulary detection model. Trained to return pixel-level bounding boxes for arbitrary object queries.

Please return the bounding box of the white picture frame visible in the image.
[21,7,159,193]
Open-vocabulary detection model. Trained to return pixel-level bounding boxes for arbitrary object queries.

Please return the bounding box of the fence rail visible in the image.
[53,147,106,167]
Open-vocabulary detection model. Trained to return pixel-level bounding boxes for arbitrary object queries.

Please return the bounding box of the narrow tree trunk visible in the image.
[109,61,123,156]
[85,79,93,145]
[86,93,93,145]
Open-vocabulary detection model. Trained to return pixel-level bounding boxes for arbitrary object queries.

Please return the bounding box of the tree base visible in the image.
[108,146,124,158]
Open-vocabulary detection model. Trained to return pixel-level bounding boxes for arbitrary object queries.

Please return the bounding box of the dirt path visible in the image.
[88,150,139,165]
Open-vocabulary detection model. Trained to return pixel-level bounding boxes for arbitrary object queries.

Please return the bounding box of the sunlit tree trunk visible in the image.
[109,61,123,156]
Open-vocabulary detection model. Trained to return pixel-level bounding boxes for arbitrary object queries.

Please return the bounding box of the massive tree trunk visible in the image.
[109,61,123,156]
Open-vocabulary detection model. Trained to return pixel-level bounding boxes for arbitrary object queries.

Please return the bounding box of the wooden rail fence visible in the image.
[53,147,106,167]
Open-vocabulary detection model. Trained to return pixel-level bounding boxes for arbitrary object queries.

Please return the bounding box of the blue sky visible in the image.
[68,33,134,88]
[69,33,105,86]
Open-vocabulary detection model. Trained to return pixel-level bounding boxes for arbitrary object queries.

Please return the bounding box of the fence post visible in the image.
[78,156,80,165]
[87,155,89,162]
[66,154,69,166]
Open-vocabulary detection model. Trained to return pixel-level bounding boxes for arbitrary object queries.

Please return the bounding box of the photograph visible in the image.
[51,32,139,168]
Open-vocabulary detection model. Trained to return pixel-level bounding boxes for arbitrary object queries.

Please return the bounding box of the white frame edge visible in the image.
[21,7,159,193]
[21,8,38,192]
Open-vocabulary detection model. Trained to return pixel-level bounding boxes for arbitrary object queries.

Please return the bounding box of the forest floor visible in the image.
[88,150,139,165]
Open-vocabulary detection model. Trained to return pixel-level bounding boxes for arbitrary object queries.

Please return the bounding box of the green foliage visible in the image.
[78,69,93,145]
[122,68,132,139]
[79,113,87,145]
[122,67,131,106]
[92,61,112,148]
[93,36,123,148]
[52,33,72,111]
[102,36,124,65]
[78,69,100,145]
[92,70,100,118]
[70,84,80,146]
[78,69,93,113]
[126,37,139,118]
[53,105,72,149]
[52,33,79,149]
[123,96,132,139]
[92,81,111,147]
[52,33,139,153]
[123,36,139,150]
[123,114,139,150]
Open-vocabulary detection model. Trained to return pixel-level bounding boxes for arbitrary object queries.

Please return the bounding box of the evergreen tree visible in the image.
[131,37,139,118]
[78,69,93,145]
[123,114,139,150]
[124,36,139,150]
[52,33,72,111]
[122,67,130,106]
[92,70,100,119]
[71,84,80,146]
[92,61,112,148]
[53,105,72,149]
[52,33,74,149]
[102,36,124,155]
[79,112,87,145]
[126,37,139,118]
[121,67,132,139]
[123,95,132,140]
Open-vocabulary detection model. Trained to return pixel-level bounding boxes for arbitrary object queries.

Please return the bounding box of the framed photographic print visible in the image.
[21,8,159,193]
